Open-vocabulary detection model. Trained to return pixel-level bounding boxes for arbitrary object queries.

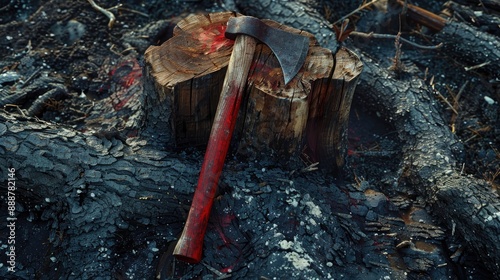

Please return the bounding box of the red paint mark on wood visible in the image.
[196,23,234,54]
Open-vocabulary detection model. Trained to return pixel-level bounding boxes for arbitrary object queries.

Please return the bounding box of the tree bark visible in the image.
[0,112,197,279]
[355,53,500,278]
[0,110,456,279]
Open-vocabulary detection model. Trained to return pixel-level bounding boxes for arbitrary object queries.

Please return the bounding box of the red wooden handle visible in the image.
[173,34,257,263]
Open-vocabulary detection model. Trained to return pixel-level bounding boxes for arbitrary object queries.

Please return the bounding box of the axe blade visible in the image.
[225,16,309,85]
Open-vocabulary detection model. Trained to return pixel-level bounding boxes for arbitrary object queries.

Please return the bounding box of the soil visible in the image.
[0,0,498,279]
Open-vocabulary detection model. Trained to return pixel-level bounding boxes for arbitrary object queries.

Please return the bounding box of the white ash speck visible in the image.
[484,96,495,105]
[232,191,242,200]
[284,251,312,270]
[305,201,322,218]
[286,197,298,207]
[279,240,294,250]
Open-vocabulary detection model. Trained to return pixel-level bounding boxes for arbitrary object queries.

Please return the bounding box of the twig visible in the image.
[3,104,27,118]
[350,31,443,50]
[19,68,41,88]
[108,4,149,18]
[202,262,231,279]
[464,133,478,143]
[464,61,491,71]
[455,80,468,105]
[435,90,458,115]
[87,0,116,29]
[301,162,319,173]
[389,32,405,74]
[333,0,382,25]
[109,44,136,56]
[429,75,459,115]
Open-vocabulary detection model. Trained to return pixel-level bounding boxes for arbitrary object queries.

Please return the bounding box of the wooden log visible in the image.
[144,12,362,172]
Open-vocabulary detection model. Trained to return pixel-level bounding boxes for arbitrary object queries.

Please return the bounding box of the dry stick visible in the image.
[429,75,459,115]
[350,31,443,50]
[435,90,459,115]
[464,61,491,71]
[108,4,150,18]
[397,0,447,32]
[455,80,468,105]
[19,68,41,88]
[87,0,116,29]
[333,0,383,25]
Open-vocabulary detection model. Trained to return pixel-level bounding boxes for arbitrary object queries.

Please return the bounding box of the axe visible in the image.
[173,15,310,263]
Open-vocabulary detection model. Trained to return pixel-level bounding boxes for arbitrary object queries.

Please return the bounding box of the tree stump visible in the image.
[144,12,362,173]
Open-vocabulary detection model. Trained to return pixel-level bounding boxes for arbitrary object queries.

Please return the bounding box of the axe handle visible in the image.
[173,34,257,263]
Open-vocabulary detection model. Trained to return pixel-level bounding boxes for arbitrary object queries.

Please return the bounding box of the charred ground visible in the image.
[0,0,499,279]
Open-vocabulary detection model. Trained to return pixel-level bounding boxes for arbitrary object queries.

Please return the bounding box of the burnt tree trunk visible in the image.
[0,113,198,279]
[0,109,456,279]
[356,53,500,278]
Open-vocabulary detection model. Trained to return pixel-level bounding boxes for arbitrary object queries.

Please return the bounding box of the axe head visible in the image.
[225,16,309,85]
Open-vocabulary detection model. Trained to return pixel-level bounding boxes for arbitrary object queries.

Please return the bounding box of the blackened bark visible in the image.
[355,54,500,277]
[434,21,500,77]
[0,112,197,279]
[1,110,456,279]
[1,0,499,278]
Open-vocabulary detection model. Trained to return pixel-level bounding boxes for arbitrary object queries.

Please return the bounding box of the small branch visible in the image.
[87,0,116,29]
[19,68,41,88]
[455,80,468,106]
[464,61,491,71]
[350,31,443,50]
[333,0,383,25]
[108,4,149,18]
[429,75,459,115]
